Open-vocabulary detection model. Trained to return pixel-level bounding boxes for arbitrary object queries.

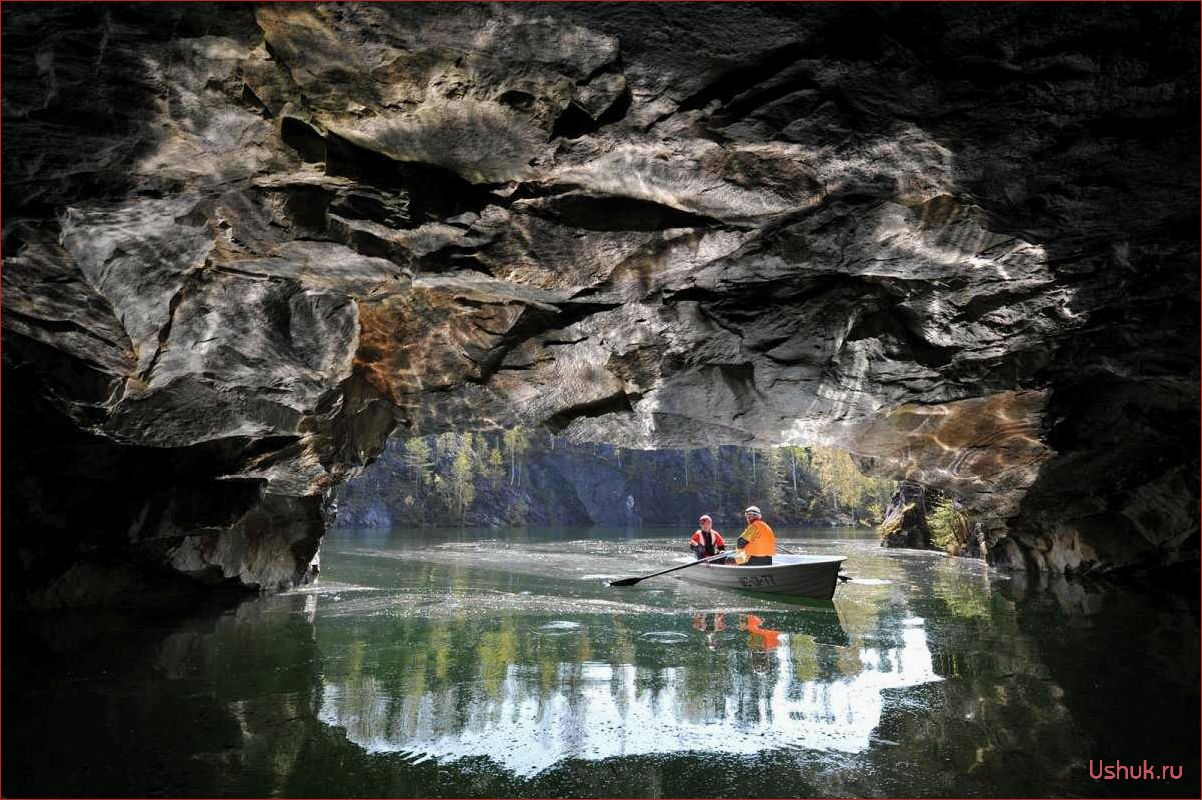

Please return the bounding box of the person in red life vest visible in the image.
[692,612,727,650]
[691,612,726,633]
[689,514,727,561]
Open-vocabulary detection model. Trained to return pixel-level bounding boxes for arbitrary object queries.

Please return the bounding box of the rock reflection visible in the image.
[317,604,941,775]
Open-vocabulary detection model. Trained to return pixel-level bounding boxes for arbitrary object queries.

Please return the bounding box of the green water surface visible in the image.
[4,527,1198,797]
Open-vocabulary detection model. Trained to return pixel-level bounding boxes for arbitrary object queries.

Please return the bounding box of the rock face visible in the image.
[329,432,886,530]
[3,4,1197,604]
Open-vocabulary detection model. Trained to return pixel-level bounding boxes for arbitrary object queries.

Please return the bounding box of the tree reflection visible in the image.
[5,553,1196,797]
[315,599,945,775]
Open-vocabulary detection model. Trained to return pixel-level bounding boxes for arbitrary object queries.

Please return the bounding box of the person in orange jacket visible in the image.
[741,613,781,650]
[688,514,727,560]
[733,505,775,566]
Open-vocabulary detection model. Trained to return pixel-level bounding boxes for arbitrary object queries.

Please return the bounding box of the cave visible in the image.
[2,3,1198,610]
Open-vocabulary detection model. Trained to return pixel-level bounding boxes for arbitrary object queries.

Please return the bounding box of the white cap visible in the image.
[744,505,762,517]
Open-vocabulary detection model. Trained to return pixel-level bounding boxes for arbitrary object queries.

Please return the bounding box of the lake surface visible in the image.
[4,526,1198,797]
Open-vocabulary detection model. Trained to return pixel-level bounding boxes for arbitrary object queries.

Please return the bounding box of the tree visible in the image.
[807,445,896,523]
[760,447,783,509]
[435,431,459,460]
[403,437,432,483]
[786,446,802,496]
[450,446,476,524]
[810,445,861,513]
[400,437,433,524]
[501,427,530,487]
[487,446,505,486]
[928,497,971,555]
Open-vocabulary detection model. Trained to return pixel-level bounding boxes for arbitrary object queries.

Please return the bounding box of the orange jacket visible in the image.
[735,518,775,563]
[744,614,780,650]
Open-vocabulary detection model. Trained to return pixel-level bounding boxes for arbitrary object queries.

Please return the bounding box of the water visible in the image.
[4,526,1197,797]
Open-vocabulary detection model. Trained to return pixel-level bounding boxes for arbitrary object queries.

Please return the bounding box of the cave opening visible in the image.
[328,425,919,545]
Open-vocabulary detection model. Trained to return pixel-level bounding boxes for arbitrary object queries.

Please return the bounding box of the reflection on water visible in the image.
[317,604,939,775]
[3,526,1197,798]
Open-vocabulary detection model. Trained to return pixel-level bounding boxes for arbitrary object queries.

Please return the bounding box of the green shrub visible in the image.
[928,497,971,554]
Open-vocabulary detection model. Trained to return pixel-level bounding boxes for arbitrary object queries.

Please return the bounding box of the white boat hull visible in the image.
[674,554,846,599]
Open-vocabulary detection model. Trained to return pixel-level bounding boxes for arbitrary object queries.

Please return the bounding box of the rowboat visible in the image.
[673,554,847,600]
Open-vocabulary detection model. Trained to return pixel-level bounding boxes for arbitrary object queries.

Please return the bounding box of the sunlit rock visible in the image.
[2,3,1197,604]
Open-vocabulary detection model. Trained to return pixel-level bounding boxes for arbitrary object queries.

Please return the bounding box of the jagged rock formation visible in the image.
[3,4,1197,604]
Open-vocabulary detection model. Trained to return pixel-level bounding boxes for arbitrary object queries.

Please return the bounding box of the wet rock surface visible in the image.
[3,4,1197,604]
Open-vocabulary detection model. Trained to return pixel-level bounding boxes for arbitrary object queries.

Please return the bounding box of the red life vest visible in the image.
[689,528,726,556]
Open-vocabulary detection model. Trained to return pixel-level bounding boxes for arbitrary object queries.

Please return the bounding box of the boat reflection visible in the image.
[743,594,854,647]
[317,600,940,776]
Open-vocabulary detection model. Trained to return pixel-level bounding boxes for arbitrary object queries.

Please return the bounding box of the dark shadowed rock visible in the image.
[878,482,935,551]
[2,3,1197,605]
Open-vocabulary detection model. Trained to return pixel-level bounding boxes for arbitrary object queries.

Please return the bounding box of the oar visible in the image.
[609,552,730,587]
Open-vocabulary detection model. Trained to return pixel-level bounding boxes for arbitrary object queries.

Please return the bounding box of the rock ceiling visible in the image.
[3,4,1197,604]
